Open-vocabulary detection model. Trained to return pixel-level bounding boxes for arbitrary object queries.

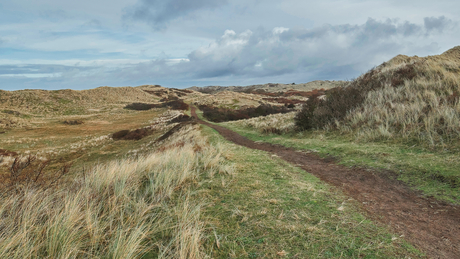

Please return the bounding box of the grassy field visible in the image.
[197,125,422,258]
[222,120,460,205]
[0,108,173,172]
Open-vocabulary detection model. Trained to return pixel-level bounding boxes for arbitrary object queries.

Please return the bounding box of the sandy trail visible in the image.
[191,106,460,259]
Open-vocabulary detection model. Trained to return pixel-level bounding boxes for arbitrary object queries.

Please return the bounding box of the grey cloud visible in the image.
[424,16,453,32]
[130,18,447,80]
[2,17,457,90]
[126,0,228,30]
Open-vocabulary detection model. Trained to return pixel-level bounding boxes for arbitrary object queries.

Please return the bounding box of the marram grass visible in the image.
[0,124,233,258]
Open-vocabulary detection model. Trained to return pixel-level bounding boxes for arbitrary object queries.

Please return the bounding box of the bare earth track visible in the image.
[191,106,460,259]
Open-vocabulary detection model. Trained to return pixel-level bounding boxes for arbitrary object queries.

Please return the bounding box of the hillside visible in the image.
[295,45,460,148]
[0,85,204,129]
[188,80,343,94]
[0,85,200,116]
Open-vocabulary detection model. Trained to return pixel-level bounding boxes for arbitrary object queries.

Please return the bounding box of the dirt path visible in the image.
[191,106,460,259]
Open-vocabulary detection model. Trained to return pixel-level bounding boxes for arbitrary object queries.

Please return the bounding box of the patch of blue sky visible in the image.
[0,48,128,61]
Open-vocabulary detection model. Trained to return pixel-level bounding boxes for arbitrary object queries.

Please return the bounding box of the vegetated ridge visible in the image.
[295,46,460,148]
[188,80,343,94]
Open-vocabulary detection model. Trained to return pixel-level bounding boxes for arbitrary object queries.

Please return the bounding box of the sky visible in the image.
[0,0,459,90]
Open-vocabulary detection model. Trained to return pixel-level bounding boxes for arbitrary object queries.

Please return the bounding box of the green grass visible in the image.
[221,123,460,205]
[198,125,423,258]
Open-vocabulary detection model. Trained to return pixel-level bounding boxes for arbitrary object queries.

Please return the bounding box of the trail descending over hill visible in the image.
[192,106,460,259]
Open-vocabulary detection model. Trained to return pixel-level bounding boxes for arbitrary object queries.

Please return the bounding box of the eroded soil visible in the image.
[192,106,460,259]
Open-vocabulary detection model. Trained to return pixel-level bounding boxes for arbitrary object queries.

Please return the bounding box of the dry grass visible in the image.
[337,47,460,147]
[0,123,234,258]
[294,46,460,148]
[225,112,296,134]
[186,91,262,109]
[0,113,30,129]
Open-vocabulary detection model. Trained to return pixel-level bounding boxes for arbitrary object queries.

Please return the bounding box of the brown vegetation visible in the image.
[63,119,84,125]
[199,104,294,122]
[124,99,189,111]
[295,46,460,148]
[262,97,303,106]
[112,128,153,141]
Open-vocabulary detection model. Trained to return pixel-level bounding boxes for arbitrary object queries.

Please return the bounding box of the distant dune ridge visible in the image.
[0,80,336,129]
[187,80,343,94]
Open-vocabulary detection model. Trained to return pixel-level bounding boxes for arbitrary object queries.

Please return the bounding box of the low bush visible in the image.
[200,104,293,123]
[112,128,152,141]
[170,114,192,123]
[124,100,189,111]
[63,120,84,125]
[294,64,417,131]
[124,103,154,111]
[262,97,304,105]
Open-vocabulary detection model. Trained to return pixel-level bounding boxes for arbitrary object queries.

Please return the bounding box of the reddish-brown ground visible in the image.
[191,106,460,259]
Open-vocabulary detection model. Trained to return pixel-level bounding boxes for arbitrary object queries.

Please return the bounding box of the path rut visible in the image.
[191,106,460,259]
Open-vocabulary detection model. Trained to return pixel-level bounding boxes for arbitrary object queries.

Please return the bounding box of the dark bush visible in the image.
[112,128,152,141]
[112,130,130,140]
[170,114,192,123]
[63,120,84,125]
[123,128,152,140]
[199,104,293,123]
[124,103,155,111]
[294,64,417,131]
[166,100,189,110]
[124,100,189,111]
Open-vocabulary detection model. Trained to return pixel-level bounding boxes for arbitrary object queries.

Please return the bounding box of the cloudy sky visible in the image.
[1,0,459,90]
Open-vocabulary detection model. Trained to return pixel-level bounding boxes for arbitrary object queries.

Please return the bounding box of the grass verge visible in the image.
[198,125,423,258]
[221,123,460,205]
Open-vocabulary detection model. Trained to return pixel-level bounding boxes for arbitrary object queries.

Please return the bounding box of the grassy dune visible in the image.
[0,123,234,258]
[294,46,460,150]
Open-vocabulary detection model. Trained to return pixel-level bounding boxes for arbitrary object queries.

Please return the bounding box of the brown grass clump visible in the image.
[295,46,460,148]
[63,119,84,125]
[0,149,17,157]
[0,155,71,193]
[112,128,153,141]
[199,104,294,123]
[0,123,234,258]
[124,99,189,111]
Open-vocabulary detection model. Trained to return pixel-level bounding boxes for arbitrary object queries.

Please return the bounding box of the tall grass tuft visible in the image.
[0,124,233,258]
